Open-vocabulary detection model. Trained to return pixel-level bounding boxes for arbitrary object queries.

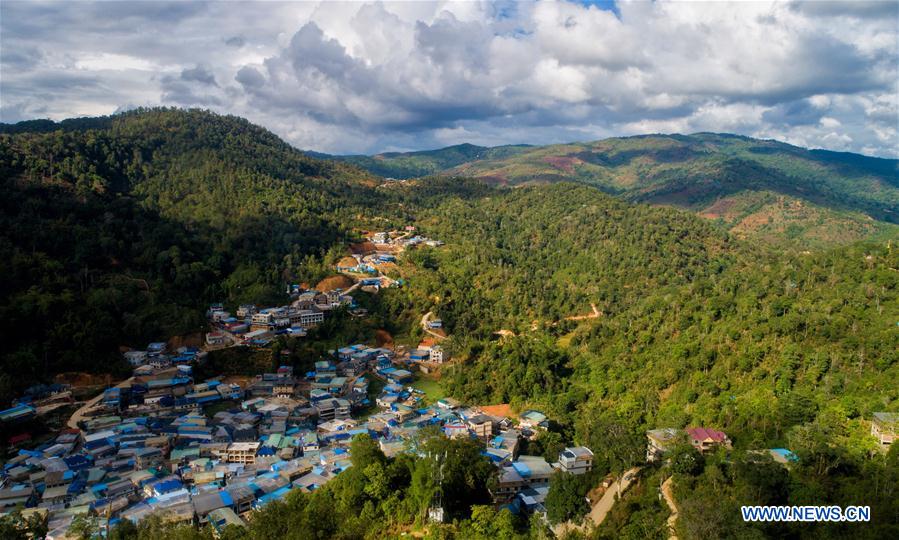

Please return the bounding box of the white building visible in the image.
[556,446,593,475]
[293,310,324,327]
[124,351,148,366]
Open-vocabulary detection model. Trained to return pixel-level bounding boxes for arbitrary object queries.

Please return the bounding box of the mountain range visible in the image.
[324,135,899,247]
[0,109,897,539]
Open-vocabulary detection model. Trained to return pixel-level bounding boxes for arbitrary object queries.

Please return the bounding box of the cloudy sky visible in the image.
[2,1,897,156]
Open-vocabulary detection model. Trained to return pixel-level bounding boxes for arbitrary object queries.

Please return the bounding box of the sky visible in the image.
[1,1,897,156]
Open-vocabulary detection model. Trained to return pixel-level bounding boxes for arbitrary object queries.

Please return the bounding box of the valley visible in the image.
[0,109,896,540]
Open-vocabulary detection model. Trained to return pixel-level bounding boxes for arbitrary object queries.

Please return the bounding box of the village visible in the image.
[0,228,897,539]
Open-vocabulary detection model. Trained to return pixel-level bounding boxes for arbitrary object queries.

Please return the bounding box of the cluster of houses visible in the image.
[206,293,350,348]
[645,427,800,466]
[0,331,596,536]
[3,270,895,538]
[123,344,205,376]
[644,415,899,467]
[370,229,443,249]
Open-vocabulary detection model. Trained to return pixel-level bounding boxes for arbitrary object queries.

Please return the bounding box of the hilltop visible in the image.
[0,108,383,394]
[332,134,899,247]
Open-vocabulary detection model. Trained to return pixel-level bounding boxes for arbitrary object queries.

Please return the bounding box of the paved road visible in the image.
[67,377,134,431]
[662,476,679,539]
[553,466,641,537]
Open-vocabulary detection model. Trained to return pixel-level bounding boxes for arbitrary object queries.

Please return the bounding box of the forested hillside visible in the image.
[1,110,896,538]
[0,108,381,400]
[315,143,531,179]
[337,134,899,247]
[378,181,899,538]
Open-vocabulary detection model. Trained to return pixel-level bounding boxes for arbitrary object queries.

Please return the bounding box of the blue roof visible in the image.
[153,479,183,494]
[512,462,531,478]
[771,448,799,462]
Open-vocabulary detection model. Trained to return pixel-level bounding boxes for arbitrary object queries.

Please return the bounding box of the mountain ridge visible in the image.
[324,133,899,247]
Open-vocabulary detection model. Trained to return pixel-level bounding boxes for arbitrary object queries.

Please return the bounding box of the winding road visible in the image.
[662,477,679,539]
[553,466,641,537]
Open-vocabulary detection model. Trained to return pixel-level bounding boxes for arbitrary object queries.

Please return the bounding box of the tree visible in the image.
[669,445,704,476]
[350,433,386,469]
[545,472,590,524]
[68,514,100,540]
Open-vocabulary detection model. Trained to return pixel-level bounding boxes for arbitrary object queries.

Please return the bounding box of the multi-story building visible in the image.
[490,455,555,504]
[557,446,593,475]
[315,398,351,421]
[225,442,259,465]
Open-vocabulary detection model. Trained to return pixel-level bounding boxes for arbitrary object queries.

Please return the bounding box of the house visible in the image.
[272,379,294,398]
[124,351,148,366]
[236,304,257,318]
[646,428,682,462]
[192,491,231,523]
[206,332,226,346]
[315,398,351,421]
[292,309,324,327]
[208,507,245,537]
[0,485,35,509]
[436,398,461,410]
[225,442,259,465]
[243,329,272,343]
[871,412,899,450]
[515,485,550,518]
[0,404,37,424]
[519,410,549,430]
[429,346,445,364]
[386,369,413,384]
[301,432,319,453]
[491,456,555,503]
[251,312,273,328]
[372,232,389,244]
[427,319,442,329]
[686,427,731,453]
[557,446,593,475]
[467,415,494,439]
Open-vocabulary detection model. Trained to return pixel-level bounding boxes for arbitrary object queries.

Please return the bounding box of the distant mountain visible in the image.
[336,134,899,247]
[317,142,532,179]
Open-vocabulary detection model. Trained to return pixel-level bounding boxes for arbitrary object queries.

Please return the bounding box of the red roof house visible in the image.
[686,427,731,453]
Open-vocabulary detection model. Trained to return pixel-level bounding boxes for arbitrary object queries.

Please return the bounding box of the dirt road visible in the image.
[662,476,678,539]
[553,466,641,536]
[66,377,134,431]
[420,311,446,341]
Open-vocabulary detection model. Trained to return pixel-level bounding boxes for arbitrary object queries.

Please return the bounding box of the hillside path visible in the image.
[662,477,678,539]
[553,466,641,537]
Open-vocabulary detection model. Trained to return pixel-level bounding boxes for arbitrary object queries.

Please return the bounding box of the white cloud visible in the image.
[1,0,896,156]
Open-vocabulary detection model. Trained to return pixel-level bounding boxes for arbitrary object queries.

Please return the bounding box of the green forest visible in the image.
[0,109,897,539]
[333,134,899,248]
